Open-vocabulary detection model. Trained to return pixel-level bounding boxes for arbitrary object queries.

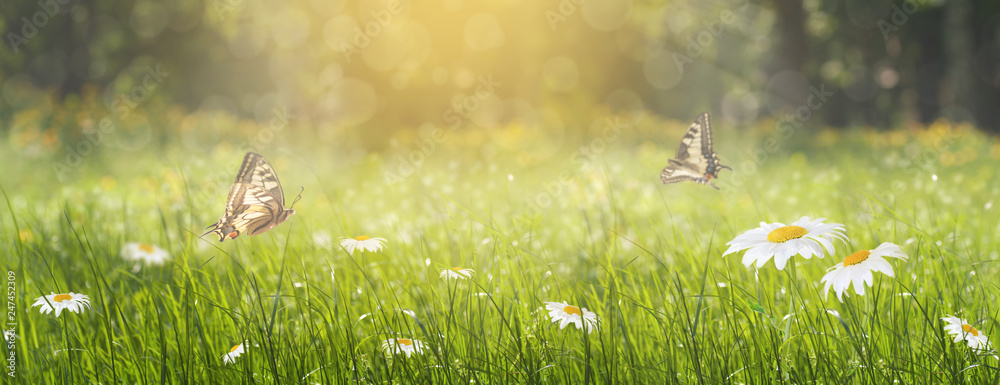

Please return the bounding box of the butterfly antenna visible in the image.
[290,186,304,208]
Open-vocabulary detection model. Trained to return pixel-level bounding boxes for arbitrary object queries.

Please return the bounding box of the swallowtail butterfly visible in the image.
[204,152,302,242]
[660,112,731,189]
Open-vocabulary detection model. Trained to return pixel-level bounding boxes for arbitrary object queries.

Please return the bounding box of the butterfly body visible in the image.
[660,112,731,189]
[205,152,301,242]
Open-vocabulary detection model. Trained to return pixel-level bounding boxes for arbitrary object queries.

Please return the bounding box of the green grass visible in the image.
[3,114,1000,384]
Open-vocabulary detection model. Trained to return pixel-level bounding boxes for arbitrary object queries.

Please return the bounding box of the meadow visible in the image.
[3,109,1000,384]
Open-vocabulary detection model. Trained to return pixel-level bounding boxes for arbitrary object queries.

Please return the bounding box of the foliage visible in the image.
[3,104,999,383]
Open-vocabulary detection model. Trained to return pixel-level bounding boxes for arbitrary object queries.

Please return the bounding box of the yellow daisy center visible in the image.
[563,305,581,316]
[452,267,462,271]
[962,324,980,336]
[230,344,241,352]
[53,294,72,302]
[843,250,871,267]
[139,243,155,253]
[767,226,808,243]
[398,338,413,346]
[355,236,370,241]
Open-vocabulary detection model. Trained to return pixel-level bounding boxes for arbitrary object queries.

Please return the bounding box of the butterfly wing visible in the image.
[660,161,704,185]
[205,184,291,241]
[227,184,288,236]
[222,176,246,215]
[673,113,708,161]
[236,152,286,207]
[205,153,295,242]
[661,113,729,189]
[660,160,721,190]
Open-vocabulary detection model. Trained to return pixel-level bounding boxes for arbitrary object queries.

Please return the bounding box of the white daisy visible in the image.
[544,301,599,333]
[339,235,387,255]
[31,292,91,317]
[221,342,246,364]
[380,338,426,357]
[121,242,170,265]
[439,267,475,280]
[723,216,847,270]
[942,316,993,352]
[821,243,908,302]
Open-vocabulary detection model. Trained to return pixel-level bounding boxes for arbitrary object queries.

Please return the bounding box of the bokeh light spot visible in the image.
[272,8,311,49]
[362,24,410,72]
[321,78,377,126]
[227,25,268,59]
[542,57,580,92]
[464,13,505,51]
[322,16,360,52]
[130,1,169,39]
[391,73,409,90]
[432,67,450,85]
[765,71,810,114]
[605,89,644,116]
[643,49,683,90]
[582,0,631,31]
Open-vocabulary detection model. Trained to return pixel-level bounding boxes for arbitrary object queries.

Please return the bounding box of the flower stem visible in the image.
[783,261,797,344]
[62,315,74,381]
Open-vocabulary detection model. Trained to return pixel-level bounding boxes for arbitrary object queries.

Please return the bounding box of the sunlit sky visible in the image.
[4,0,982,157]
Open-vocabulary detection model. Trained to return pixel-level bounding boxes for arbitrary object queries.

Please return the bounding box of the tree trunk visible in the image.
[770,0,807,74]
[943,0,976,124]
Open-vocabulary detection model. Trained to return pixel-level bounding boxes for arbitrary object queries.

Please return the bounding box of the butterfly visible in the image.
[660,112,731,189]
[204,152,302,242]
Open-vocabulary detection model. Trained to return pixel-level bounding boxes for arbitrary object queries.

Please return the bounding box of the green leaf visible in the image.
[748,300,768,316]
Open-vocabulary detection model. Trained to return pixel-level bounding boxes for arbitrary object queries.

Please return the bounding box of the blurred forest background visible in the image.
[1,0,1000,160]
